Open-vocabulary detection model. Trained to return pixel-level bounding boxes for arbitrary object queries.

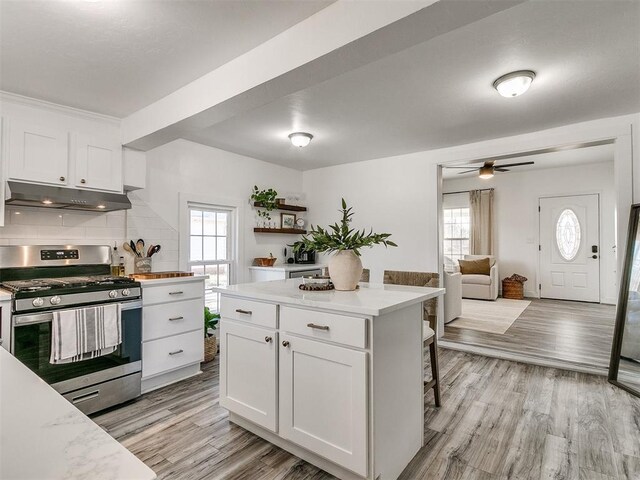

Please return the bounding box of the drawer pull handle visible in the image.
[282,340,290,347]
[235,309,252,315]
[307,323,330,331]
[59,176,66,182]
[72,390,99,404]
[169,349,184,356]
[169,291,184,295]
[265,336,272,343]
[169,316,184,321]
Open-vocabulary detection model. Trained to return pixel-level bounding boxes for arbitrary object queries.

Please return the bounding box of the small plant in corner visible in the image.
[204,306,220,337]
[250,186,278,220]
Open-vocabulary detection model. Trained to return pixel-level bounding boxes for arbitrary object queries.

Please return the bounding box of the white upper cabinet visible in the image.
[8,119,69,186]
[74,133,122,192]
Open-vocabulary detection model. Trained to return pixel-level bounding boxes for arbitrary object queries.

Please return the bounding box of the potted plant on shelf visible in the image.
[250,186,278,222]
[203,307,220,363]
[293,198,397,291]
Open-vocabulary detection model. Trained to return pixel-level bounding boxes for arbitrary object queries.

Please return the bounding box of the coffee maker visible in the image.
[293,246,316,264]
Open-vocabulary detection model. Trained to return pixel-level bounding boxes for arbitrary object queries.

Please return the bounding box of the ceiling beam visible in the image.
[122,0,526,151]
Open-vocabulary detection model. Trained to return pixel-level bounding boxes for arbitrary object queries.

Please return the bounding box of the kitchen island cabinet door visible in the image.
[220,320,277,432]
[279,334,368,477]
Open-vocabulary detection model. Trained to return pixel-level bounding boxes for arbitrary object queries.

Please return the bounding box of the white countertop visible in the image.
[0,349,156,480]
[0,288,12,301]
[135,274,208,286]
[248,264,325,272]
[214,278,444,316]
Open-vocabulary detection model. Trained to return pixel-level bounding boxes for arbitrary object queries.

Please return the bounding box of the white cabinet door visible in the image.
[279,334,368,476]
[74,133,122,192]
[220,320,277,432]
[8,119,68,186]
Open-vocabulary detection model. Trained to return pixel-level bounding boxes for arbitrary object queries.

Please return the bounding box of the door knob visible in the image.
[59,176,65,182]
[592,255,598,259]
[80,178,86,184]
[265,336,272,343]
[282,340,290,347]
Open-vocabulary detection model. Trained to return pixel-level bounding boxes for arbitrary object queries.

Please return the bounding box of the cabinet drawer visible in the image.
[143,299,202,341]
[142,330,203,378]
[142,281,204,306]
[280,306,366,349]
[220,296,277,329]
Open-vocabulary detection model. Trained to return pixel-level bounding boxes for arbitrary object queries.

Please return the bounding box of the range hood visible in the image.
[5,181,132,212]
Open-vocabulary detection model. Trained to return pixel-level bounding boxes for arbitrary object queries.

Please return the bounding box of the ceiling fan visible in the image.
[445,160,534,179]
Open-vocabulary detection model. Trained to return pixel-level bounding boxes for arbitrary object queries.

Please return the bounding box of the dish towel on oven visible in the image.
[50,304,122,364]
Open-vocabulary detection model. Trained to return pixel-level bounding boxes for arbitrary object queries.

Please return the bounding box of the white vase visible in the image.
[328,250,363,291]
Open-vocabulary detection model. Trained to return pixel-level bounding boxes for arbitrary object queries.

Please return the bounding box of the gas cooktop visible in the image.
[1,275,137,294]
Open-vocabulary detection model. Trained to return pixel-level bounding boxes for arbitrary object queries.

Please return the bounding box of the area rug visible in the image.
[447,298,531,334]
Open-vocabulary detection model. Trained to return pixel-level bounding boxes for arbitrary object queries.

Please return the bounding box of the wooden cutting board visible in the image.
[129,271,194,280]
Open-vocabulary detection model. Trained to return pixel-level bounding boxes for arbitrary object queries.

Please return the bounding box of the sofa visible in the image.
[443,271,462,323]
[454,254,499,301]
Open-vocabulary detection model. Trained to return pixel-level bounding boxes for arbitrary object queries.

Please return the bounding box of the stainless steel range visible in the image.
[0,245,142,415]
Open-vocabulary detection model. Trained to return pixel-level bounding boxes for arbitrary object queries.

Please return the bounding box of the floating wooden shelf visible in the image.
[253,228,307,234]
[253,202,307,212]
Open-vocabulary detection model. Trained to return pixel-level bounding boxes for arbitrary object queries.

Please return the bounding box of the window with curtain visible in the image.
[443,207,470,263]
[187,205,233,312]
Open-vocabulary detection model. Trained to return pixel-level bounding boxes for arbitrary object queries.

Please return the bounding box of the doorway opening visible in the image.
[438,142,618,373]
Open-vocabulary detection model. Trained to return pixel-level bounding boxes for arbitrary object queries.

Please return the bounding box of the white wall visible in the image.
[130,139,303,282]
[303,153,441,283]
[443,162,617,303]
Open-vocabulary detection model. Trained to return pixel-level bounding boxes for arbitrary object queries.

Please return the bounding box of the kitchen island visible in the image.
[214,279,445,480]
[0,348,155,480]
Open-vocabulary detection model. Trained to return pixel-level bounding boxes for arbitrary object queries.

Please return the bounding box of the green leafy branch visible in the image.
[250,186,278,220]
[293,198,397,256]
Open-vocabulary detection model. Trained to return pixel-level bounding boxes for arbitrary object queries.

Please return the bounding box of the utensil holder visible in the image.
[134,257,152,273]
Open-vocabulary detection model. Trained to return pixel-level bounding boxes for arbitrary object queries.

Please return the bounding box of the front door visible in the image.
[539,194,600,302]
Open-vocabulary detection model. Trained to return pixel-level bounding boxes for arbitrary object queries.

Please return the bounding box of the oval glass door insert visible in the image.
[556,209,581,261]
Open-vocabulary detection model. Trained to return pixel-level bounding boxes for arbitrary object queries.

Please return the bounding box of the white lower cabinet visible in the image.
[220,321,277,432]
[142,330,203,378]
[140,278,205,393]
[279,334,368,476]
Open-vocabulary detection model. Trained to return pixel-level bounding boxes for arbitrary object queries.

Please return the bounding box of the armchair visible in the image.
[454,255,499,301]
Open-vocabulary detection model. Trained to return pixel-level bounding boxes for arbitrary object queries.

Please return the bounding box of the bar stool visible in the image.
[383,270,441,407]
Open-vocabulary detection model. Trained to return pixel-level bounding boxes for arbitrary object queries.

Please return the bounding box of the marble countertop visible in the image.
[214,278,444,316]
[248,264,325,272]
[0,348,156,480]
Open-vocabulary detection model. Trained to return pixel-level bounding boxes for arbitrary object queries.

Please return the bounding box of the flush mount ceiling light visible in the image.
[288,132,313,148]
[42,200,53,205]
[97,205,106,209]
[478,165,494,179]
[493,70,536,97]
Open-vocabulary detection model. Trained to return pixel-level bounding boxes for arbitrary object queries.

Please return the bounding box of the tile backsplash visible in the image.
[0,192,179,273]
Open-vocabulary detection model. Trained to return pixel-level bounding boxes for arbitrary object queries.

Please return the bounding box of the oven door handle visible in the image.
[14,312,54,326]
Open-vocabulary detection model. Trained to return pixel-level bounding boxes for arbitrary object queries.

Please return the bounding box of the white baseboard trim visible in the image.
[439,340,609,376]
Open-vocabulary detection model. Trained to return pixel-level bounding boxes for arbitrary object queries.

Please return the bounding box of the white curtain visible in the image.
[469,189,494,255]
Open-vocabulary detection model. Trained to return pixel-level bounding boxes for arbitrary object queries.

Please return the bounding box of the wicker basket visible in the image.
[203,335,218,363]
[502,279,524,300]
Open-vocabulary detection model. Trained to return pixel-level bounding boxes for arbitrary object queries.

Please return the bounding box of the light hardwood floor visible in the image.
[443,299,617,370]
[92,349,640,480]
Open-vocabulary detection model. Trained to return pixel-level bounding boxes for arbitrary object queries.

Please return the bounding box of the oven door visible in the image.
[11,300,142,394]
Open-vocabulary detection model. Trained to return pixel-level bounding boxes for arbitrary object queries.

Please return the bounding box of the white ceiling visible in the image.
[0,0,333,117]
[185,0,640,170]
[442,143,614,179]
